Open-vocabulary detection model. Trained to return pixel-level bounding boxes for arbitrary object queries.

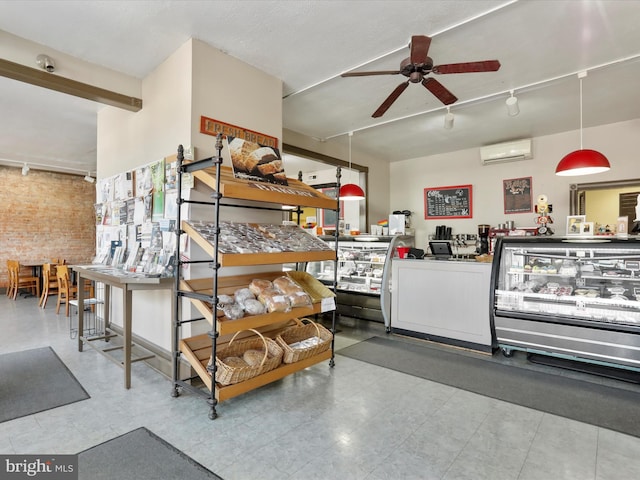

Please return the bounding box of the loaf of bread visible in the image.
[229,138,259,173]
[234,287,255,306]
[273,276,312,307]
[243,147,279,173]
[258,288,291,313]
[256,159,283,176]
[249,278,273,296]
[242,349,266,366]
[221,356,249,368]
[273,276,302,295]
[243,298,266,315]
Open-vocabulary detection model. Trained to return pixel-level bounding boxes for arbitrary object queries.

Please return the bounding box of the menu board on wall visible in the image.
[424,184,473,219]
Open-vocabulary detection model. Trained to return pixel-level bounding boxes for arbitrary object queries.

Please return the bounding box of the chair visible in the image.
[7,260,40,300]
[39,263,59,308]
[56,265,77,317]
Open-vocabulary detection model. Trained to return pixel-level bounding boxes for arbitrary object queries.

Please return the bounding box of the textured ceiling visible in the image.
[0,0,639,175]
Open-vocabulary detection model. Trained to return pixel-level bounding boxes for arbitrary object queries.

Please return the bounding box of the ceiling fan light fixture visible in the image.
[506,90,519,116]
[444,107,454,129]
[555,72,610,176]
[21,163,29,176]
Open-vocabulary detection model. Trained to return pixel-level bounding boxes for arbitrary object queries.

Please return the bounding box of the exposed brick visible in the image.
[1,166,96,288]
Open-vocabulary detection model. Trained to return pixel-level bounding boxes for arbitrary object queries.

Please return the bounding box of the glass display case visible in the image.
[491,236,640,373]
[307,235,414,323]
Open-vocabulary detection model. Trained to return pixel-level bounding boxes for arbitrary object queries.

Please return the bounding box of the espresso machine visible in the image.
[477,224,490,254]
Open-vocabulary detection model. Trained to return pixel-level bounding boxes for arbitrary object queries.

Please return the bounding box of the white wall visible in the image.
[96,38,283,351]
[390,118,640,251]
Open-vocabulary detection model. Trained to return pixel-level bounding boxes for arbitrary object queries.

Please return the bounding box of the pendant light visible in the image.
[339,132,365,200]
[555,71,610,176]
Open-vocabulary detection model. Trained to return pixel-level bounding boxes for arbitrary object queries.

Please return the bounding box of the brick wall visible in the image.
[1,166,96,288]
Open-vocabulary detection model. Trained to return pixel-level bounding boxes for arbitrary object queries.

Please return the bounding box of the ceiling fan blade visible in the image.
[422,78,458,105]
[410,35,431,65]
[372,82,409,118]
[432,60,501,74]
[341,70,401,77]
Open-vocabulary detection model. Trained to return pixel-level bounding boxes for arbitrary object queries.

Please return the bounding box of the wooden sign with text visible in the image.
[200,116,278,148]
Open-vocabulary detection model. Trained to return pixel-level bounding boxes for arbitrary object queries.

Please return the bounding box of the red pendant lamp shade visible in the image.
[555,149,610,176]
[556,72,610,176]
[339,183,365,200]
[339,131,365,201]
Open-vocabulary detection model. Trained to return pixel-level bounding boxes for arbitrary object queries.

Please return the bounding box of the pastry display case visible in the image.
[307,235,414,324]
[491,236,640,372]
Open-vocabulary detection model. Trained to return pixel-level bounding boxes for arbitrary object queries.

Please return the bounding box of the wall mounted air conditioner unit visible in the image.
[480,139,532,166]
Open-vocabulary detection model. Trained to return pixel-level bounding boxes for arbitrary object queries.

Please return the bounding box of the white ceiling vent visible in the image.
[480,139,532,165]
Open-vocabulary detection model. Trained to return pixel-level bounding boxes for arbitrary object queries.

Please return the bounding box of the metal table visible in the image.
[73,265,174,389]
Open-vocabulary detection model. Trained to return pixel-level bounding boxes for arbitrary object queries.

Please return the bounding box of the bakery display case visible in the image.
[307,235,414,324]
[491,236,640,373]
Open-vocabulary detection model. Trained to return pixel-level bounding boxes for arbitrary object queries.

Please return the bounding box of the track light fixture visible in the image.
[443,106,454,129]
[21,163,29,176]
[506,90,519,116]
[84,171,95,183]
[36,54,55,73]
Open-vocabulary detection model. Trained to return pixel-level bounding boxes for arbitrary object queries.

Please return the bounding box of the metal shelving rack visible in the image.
[170,135,340,419]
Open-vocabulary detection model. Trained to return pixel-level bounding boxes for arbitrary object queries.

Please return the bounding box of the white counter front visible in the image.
[391,258,494,351]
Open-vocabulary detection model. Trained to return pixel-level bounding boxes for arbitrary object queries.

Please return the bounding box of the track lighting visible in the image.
[36,54,55,73]
[21,163,29,176]
[506,90,519,116]
[443,107,454,129]
[84,172,95,183]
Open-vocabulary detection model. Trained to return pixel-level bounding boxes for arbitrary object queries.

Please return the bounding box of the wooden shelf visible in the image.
[182,221,336,265]
[180,272,333,334]
[179,333,332,401]
[190,164,338,210]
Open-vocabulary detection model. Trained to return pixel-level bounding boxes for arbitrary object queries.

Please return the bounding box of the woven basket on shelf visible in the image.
[214,329,283,385]
[275,318,333,364]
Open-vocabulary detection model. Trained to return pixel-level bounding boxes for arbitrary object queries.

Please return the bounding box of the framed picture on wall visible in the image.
[503,177,532,214]
[566,215,586,235]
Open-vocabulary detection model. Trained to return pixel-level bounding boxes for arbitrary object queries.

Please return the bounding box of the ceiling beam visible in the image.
[0,57,142,112]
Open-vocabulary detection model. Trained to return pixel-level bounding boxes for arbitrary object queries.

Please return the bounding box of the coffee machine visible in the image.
[477,224,490,255]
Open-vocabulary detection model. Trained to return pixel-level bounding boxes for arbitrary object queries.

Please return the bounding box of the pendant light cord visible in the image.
[579,76,583,149]
[348,131,354,183]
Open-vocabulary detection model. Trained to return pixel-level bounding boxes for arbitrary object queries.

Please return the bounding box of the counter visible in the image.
[390,258,494,352]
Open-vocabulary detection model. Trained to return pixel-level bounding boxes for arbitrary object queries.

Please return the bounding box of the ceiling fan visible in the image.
[341,35,501,118]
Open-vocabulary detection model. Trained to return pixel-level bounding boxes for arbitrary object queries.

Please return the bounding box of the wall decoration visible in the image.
[200,116,278,148]
[227,135,288,186]
[503,177,532,214]
[566,215,586,235]
[424,184,472,219]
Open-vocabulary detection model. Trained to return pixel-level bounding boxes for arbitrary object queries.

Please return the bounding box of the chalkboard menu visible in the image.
[424,184,473,219]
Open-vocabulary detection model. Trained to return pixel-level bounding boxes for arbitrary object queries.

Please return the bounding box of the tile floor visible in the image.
[2,293,640,479]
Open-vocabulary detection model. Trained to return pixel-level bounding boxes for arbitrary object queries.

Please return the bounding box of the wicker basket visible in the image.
[215,329,283,385]
[275,318,333,364]
[286,271,336,303]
